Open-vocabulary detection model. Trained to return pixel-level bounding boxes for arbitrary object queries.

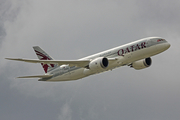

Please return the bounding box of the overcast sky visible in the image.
[1,0,180,120]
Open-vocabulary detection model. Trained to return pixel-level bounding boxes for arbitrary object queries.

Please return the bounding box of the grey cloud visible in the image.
[1,0,180,120]
[0,0,22,43]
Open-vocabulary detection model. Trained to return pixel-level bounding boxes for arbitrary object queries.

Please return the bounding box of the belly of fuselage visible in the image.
[47,68,86,81]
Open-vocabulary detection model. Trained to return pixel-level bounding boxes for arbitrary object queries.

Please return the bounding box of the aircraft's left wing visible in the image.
[6,57,119,68]
[6,58,91,67]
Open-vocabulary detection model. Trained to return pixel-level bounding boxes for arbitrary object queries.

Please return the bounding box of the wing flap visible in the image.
[17,74,53,78]
[6,58,90,68]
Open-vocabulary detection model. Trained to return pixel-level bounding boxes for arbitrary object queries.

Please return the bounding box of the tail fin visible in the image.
[33,46,58,73]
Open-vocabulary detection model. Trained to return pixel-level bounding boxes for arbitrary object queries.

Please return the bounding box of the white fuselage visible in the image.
[41,37,170,81]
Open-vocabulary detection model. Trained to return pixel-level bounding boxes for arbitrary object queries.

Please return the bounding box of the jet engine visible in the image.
[131,57,152,70]
[84,57,108,75]
[89,57,108,70]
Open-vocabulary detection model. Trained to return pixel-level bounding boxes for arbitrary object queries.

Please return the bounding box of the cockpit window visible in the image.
[157,39,165,42]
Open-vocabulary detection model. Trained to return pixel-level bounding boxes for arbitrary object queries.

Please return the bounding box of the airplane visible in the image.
[6,37,170,82]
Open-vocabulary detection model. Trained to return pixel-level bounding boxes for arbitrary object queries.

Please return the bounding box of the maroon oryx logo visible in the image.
[35,50,54,73]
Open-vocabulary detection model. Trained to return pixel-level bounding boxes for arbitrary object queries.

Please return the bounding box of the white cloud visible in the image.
[58,102,72,120]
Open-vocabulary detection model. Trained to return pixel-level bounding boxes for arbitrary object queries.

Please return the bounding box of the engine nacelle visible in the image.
[84,57,108,75]
[89,57,108,70]
[132,57,152,70]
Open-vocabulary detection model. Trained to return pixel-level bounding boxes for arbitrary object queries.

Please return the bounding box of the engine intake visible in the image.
[89,57,108,70]
[132,57,152,70]
[84,57,108,75]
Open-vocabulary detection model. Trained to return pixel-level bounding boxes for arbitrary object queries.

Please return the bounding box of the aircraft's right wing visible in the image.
[6,58,90,68]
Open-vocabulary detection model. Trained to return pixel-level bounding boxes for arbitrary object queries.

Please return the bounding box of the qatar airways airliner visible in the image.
[6,37,170,81]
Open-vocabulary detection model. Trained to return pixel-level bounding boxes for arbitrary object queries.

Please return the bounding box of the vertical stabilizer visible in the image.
[33,46,58,73]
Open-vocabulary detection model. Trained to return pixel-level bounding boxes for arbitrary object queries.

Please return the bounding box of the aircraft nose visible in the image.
[165,42,171,49]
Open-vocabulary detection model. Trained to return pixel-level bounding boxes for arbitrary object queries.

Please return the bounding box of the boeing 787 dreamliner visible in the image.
[6,37,170,81]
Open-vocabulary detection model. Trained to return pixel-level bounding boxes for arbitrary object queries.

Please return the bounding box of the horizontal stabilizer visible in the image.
[17,74,53,78]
